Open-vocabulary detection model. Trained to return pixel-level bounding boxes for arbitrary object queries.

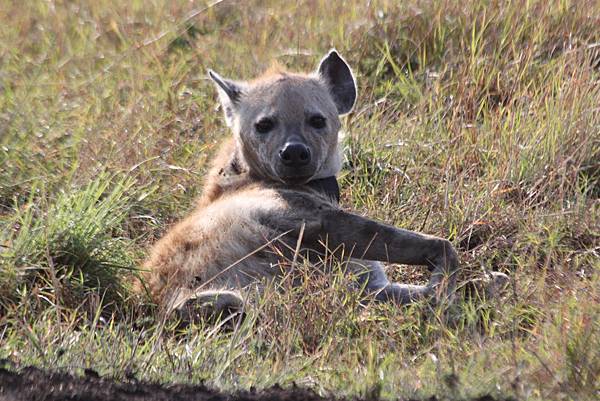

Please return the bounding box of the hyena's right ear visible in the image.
[208,69,244,127]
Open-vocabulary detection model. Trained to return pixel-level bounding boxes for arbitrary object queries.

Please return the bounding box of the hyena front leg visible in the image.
[346,259,430,304]
[318,210,459,304]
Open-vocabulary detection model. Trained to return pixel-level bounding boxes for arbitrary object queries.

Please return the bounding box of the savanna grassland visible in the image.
[0,1,599,400]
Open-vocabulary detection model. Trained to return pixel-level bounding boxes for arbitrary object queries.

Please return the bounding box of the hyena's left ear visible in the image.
[208,69,244,127]
[317,49,357,115]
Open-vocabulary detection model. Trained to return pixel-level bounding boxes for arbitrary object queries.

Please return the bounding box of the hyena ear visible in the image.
[208,69,244,126]
[317,49,357,115]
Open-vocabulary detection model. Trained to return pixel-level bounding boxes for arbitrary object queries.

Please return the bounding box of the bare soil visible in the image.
[0,366,516,401]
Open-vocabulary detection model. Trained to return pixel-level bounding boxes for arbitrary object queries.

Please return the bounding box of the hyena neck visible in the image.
[197,139,253,208]
[306,176,340,203]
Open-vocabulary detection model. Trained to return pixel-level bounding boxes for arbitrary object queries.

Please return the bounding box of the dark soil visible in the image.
[0,365,516,401]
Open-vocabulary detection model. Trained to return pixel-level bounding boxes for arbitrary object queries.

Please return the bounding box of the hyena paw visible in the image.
[172,290,245,326]
[463,271,510,301]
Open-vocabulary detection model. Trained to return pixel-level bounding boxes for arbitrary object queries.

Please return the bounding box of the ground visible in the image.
[0,1,599,400]
[0,365,515,401]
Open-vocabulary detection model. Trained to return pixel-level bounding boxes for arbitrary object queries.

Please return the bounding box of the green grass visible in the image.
[1,0,599,400]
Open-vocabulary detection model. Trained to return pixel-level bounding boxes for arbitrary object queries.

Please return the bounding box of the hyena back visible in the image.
[140,50,468,320]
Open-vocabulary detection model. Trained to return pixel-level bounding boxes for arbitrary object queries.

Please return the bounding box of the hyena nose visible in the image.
[279,142,311,167]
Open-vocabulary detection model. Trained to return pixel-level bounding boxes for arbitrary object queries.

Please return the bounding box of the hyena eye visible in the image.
[308,115,326,129]
[255,117,275,134]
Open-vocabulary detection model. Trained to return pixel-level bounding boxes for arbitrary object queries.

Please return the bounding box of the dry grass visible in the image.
[0,1,599,400]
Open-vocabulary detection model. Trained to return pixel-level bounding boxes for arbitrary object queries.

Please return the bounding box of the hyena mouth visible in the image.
[276,165,316,185]
[280,174,314,185]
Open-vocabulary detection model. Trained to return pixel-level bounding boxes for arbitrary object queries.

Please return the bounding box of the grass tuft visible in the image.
[1,174,136,309]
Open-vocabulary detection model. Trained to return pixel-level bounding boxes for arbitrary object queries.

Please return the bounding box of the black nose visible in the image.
[279,142,311,167]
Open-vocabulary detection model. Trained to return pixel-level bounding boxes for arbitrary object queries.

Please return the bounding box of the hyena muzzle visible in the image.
[138,50,508,321]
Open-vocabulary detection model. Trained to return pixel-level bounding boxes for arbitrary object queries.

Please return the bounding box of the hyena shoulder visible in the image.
[142,180,289,305]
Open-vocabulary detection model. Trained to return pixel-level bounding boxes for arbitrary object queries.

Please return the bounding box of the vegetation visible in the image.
[0,0,598,400]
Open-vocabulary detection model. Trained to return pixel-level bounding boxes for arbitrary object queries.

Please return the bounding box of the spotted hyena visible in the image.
[139,50,507,320]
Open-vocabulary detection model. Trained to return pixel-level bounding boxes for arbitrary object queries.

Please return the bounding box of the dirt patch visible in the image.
[0,365,515,401]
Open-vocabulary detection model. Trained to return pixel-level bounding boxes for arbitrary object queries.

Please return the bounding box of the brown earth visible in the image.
[0,365,516,401]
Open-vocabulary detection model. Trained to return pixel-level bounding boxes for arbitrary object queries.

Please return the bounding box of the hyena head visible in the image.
[208,50,356,185]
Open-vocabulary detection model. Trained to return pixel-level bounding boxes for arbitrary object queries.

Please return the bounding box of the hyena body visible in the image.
[141,51,467,318]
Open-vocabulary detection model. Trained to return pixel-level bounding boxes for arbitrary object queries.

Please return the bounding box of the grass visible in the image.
[0,0,599,400]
